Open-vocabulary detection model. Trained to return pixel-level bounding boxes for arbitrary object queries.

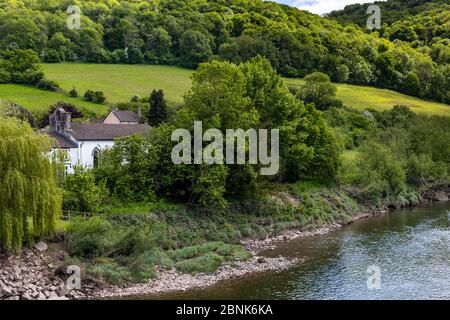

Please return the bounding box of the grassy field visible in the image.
[43,63,192,104]
[0,84,108,115]
[285,78,449,116]
[1,63,447,117]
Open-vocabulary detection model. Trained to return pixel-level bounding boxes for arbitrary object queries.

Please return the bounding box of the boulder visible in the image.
[34,241,48,252]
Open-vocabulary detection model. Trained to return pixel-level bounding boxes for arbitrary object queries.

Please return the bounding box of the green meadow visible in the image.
[0,84,108,115]
[284,79,450,117]
[0,63,448,117]
[43,63,192,104]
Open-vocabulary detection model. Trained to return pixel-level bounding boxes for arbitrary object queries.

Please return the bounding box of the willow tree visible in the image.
[0,117,61,253]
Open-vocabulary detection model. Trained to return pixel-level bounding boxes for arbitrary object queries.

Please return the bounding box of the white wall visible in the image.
[77,140,115,168]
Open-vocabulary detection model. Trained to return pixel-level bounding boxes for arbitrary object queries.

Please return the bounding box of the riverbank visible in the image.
[88,207,403,299]
[0,187,448,300]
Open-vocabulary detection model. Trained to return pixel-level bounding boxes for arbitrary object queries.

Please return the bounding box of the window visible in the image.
[92,148,100,168]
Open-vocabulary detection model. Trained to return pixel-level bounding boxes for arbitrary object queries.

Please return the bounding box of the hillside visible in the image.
[0,83,107,114]
[328,0,450,45]
[1,63,448,116]
[285,79,450,117]
[0,0,448,104]
[328,0,450,27]
[43,63,192,103]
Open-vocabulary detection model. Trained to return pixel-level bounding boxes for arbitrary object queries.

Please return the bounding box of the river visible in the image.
[156,202,450,300]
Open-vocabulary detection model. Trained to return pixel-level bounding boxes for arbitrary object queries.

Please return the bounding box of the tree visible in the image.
[297,72,341,110]
[0,117,61,252]
[147,27,172,62]
[69,87,78,98]
[63,165,108,213]
[179,30,213,68]
[0,100,37,127]
[0,49,44,84]
[148,89,168,127]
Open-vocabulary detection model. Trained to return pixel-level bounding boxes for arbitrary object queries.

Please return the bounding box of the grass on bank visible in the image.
[63,187,360,284]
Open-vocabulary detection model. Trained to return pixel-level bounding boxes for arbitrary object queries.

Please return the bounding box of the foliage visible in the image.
[84,90,106,103]
[95,58,341,206]
[335,106,450,203]
[36,79,60,92]
[0,49,44,85]
[63,166,109,214]
[0,117,61,252]
[69,87,78,98]
[147,89,168,127]
[1,0,448,102]
[0,99,36,127]
[296,72,342,110]
[64,190,355,283]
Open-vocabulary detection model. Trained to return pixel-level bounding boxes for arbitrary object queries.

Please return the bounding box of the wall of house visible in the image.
[77,140,115,169]
[54,140,115,173]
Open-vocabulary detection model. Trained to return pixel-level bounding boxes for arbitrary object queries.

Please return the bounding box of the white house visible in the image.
[48,107,150,174]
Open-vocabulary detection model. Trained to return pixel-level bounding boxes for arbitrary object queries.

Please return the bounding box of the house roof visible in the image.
[112,110,140,123]
[49,131,78,148]
[69,123,151,140]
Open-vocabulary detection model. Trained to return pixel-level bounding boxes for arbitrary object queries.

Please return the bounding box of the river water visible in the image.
[157,202,450,300]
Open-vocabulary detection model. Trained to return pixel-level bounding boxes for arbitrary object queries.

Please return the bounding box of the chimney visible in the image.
[49,113,56,130]
[62,112,72,132]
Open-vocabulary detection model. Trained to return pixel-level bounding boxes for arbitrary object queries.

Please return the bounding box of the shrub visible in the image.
[175,252,224,274]
[0,69,10,83]
[0,100,37,127]
[63,165,109,213]
[36,79,60,91]
[69,87,78,98]
[64,217,114,258]
[93,91,106,103]
[43,49,62,63]
[84,90,106,103]
[87,261,131,285]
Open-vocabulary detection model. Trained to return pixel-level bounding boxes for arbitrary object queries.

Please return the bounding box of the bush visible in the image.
[43,49,62,63]
[84,90,106,103]
[69,87,78,98]
[93,91,106,103]
[36,79,60,91]
[63,166,109,213]
[87,261,131,285]
[65,217,114,258]
[175,252,224,274]
[84,90,94,101]
[130,95,140,103]
[0,100,37,127]
[0,69,10,83]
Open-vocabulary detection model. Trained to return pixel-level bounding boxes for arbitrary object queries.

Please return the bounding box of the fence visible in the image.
[61,210,102,220]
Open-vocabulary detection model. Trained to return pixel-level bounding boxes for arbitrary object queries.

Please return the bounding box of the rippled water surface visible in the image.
[154,202,450,300]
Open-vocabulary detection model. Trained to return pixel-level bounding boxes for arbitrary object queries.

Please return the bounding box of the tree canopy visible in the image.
[0,0,448,103]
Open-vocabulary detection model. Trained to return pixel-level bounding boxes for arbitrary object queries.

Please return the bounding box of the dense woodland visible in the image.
[0,0,449,103]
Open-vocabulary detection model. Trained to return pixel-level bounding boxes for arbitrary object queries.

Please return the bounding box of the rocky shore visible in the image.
[1,196,447,300]
[0,245,72,300]
[94,256,299,299]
